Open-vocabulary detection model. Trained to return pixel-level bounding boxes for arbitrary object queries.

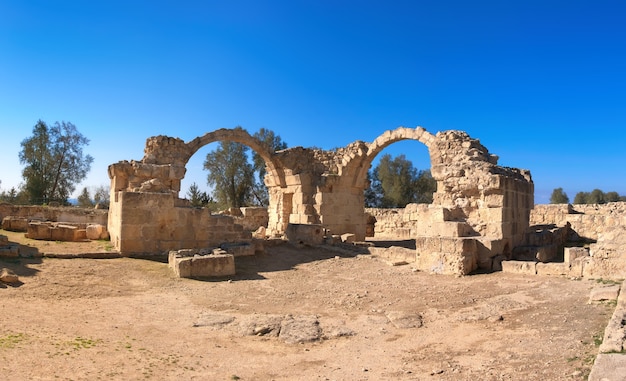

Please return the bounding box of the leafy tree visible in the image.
[250,128,287,206]
[203,129,255,209]
[573,191,589,204]
[549,187,569,204]
[364,170,383,207]
[77,187,94,208]
[605,191,621,203]
[93,185,110,208]
[572,189,626,204]
[252,128,288,180]
[413,169,436,204]
[186,182,212,207]
[587,189,605,204]
[19,120,93,204]
[366,154,435,208]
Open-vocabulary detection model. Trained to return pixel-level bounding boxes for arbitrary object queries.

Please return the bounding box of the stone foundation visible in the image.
[168,249,235,278]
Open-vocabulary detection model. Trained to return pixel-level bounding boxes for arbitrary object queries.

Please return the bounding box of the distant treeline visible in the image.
[550,187,626,204]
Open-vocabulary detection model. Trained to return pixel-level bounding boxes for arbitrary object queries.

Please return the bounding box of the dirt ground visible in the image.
[0,230,616,380]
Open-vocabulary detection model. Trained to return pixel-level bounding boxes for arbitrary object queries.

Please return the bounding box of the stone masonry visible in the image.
[107,127,534,274]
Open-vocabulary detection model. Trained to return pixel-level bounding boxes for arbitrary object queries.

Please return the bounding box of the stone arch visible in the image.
[185,128,286,188]
[352,126,437,189]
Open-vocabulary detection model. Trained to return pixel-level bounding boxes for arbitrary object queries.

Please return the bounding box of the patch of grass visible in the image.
[603,299,618,307]
[98,240,114,251]
[593,333,603,347]
[71,336,100,350]
[0,333,26,348]
[594,278,622,285]
[231,376,241,380]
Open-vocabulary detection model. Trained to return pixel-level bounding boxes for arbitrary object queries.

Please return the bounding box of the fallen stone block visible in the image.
[285,223,325,246]
[341,233,355,243]
[1,216,28,232]
[168,249,235,278]
[0,268,19,283]
[536,262,569,276]
[588,354,626,381]
[278,315,321,344]
[501,260,536,275]
[564,247,589,263]
[86,224,109,240]
[0,244,19,258]
[220,242,255,257]
[589,284,621,303]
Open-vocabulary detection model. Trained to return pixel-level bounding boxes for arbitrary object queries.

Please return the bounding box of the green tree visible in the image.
[252,128,288,180]
[364,170,383,207]
[587,189,605,204]
[92,185,110,208]
[549,187,569,204]
[250,128,287,206]
[77,187,93,208]
[573,191,589,204]
[186,182,212,207]
[605,191,621,202]
[203,129,255,209]
[19,120,93,204]
[368,154,435,208]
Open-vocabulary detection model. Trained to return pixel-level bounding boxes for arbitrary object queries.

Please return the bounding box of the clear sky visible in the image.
[1,0,625,204]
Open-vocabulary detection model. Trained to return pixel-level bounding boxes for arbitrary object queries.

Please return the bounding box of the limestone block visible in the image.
[564,247,589,263]
[86,224,108,240]
[0,244,19,258]
[501,260,536,275]
[434,221,473,237]
[341,233,355,243]
[285,224,325,246]
[536,244,559,263]
[569,257,586,278]
[26,222,52,240]
[536,262,569,276]
[220,242,255,257]
[252,226,266,239]
[0,268,19,283]
[588,285,620,302]
[190,254,235,277]
[0,234,7,245]
[171,256,192,277]
[1,216,29,232]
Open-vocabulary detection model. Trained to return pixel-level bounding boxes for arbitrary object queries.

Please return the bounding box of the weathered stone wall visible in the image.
[0,203,108,226]
[107,127,534,273]
[530,202,626,278]
[531,203,626,241]
[108,191,248,256]
[365,208,409,238]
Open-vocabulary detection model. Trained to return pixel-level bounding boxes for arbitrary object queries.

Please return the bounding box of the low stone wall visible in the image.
[232,207,269,232]
[366,208,409,238]
[531,203,626,241]
[0,203,108,227]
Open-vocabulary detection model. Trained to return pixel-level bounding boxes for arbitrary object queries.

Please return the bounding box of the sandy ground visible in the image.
[0,229,616,380]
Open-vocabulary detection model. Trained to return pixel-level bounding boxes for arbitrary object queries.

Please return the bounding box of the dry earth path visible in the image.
[0,230,615,380]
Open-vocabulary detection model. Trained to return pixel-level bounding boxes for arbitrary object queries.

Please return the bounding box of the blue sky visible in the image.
[1,0,625,204]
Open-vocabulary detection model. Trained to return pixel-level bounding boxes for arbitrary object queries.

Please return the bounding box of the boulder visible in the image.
[0,268,19,283]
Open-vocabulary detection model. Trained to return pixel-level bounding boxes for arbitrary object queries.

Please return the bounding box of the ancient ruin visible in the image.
[106,127,534,275]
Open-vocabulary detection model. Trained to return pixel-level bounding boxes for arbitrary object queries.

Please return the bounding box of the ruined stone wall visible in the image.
[107,127,535,271]
[530,202,626,279]
[232,207,269,232]
[0,203,108,226]
[108,191,248,255]
[531,203,626,241]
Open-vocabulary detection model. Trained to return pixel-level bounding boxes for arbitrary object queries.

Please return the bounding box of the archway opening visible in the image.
[363,139,434,250]
[179,131,285,237]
